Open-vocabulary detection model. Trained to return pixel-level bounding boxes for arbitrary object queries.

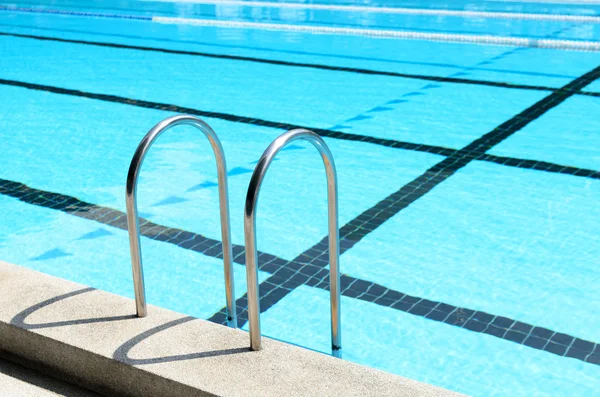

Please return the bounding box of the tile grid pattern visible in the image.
[0,77,598,184]
[327,24,574,134]
[0,23,592,82]
[333,275,600,365]
[0,31,599,364]
[0,179,276,266]
[209,63,600,362]
[305,63,600,261]
[1,177,599,365]
[0,30,585,94]
[480,153,600,179]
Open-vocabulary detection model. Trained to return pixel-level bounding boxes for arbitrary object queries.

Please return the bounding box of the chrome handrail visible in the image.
[244,129,341,357]
[125,115,237,327]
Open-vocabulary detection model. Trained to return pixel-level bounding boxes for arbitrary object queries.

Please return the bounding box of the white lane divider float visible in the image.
[488,0,600,5]
[153,17,600,51]
[146,0,600,23]
[1,5,599,51]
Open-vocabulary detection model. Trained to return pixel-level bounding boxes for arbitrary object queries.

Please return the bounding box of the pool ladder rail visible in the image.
[125,116,341,358]
[125,115,237,328]
[244,129,342,358]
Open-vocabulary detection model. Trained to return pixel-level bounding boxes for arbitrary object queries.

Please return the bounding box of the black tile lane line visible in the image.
[208,262,600,366]
[1,177,599,365]
[335,276,600,365]
[0,77,456,157]
[0,22,584,82]
[0,31,568,93]
[207,64,600,354]
[317,274,600,365]
[578,90,600,98]
[2,66,600,358]
[227,63,600,312]
[1,76,599,184]
[0,177,323,323]
[0,29,597,363]
[0,178,329,283]
[0,178,249,266]
[303,63,600,259]
[480,154,600,179]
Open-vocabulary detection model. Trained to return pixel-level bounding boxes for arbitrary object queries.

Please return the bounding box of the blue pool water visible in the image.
[0,0,599,395]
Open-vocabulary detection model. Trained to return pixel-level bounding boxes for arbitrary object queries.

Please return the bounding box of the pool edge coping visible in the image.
[0,260,462,397]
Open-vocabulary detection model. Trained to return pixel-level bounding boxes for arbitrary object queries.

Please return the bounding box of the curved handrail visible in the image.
[244,129,341,357]
[126,115,237,328]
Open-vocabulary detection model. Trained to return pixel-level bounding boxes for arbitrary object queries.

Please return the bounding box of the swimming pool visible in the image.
[0,0,599,395]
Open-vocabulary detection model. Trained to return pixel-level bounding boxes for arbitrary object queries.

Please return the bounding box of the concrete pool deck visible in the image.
[0,357,101,396]
[0,260,462,396]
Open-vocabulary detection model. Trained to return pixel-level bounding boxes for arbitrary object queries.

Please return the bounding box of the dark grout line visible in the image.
[480,154,600,179]
[329,274,599,366]
[578,90,600,98]
[0,30,565,93]
[319,64,600,255]
[0,9,597,367]
[1,76,598,184]
[2,175,599,365]
[2,64,599,365]
[0,176,329,321]
[3,71,600,335]
[209,254,600,367]
[207,244,329,325]
[0,22,583,82]
[207,64,600,357]
[0,178,250,266]
[0,77,455,157]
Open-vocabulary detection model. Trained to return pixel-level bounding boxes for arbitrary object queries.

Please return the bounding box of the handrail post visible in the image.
[244,129,341,357]
[126,115,237,327]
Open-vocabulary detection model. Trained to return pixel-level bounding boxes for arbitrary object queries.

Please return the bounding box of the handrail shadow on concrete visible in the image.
[9,287,249,365]
[10,287,135,329]
[113,316,250,365]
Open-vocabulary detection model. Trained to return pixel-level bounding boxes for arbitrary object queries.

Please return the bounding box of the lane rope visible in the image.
[0,6,152,20]
[144,0,600,23]
[153,17,600,50]
[1,6,599,50]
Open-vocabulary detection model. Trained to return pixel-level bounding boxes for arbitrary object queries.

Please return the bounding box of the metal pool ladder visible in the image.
[244,129,342,358]
[125,114,237,328]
